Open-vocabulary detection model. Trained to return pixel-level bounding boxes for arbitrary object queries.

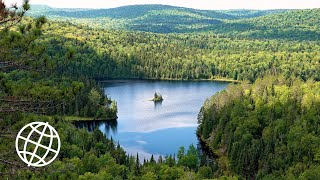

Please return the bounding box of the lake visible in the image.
[77,80,228,159]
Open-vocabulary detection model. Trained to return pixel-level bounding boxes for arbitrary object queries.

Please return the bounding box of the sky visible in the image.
[4,0,320,10]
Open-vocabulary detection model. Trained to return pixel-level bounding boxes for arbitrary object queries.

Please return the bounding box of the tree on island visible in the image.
[153,92,163,102]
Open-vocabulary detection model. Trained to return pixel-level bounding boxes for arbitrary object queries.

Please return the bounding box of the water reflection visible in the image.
[76,80,229,158]
[74,120,118,134]
[154,101,162,109]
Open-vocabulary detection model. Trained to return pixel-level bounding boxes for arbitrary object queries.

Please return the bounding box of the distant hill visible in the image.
[28,4,271,20]
[216,9,288,18]
[235,9,320,40]
[27,5,285,32]
[27,4,320,39]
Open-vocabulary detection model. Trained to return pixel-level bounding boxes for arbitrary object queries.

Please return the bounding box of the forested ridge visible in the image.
[27,4,285,32]
[1,2,225,179]
[25,5,320,83]
[197,76,320,178]
[1,1,320,179]
[28,4,284,20]
[27,4,320,38]
[27,20,319,82]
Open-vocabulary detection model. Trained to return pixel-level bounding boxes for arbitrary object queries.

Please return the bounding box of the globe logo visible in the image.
[15,122,61,167]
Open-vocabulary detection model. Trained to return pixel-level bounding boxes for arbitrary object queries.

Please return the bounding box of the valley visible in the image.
[0,2,319,179]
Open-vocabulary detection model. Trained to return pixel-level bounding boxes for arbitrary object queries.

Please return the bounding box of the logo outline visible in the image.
[15,122,61,167]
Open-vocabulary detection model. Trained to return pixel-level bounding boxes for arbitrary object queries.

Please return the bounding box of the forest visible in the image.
[34,20,320,83]
[24,5,320,83]
[1,1,320,179]
[197,76,320,178]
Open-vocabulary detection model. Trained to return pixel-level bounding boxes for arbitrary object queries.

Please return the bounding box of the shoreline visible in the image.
[98,77,240,83]
[64,116,118,122]
[197,133,219,159]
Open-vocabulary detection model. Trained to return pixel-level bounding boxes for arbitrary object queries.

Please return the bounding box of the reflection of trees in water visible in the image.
[104,120,118,134]
[154,101,162,110]
[197,134,217,167]
[74,120,118,135]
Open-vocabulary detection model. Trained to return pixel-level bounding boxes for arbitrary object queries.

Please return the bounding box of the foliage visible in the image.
[28,20,320,83]
[197,76,320,178]
[1,2,319,179]
[0,0,30,29]
[27,5,320,41]
[152,92,163,102]
[0,113,219,179]
[25,5,302,35]
[177,144,200,171]
[0,16,116,119]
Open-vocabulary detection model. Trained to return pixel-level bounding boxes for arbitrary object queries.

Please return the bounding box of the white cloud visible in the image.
[123,145,161,162]
[136,140,147,145]
[3,0,320,10]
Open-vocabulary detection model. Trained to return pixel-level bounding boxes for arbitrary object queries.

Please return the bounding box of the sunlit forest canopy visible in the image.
[1,1,320,179]
[27,4,320,38]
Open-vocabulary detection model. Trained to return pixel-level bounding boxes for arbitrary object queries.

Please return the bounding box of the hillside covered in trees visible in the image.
[0,2,225,179]
[27,5,320,39]
[27,4,286,33]
[36,21,319,83]
[22,5,320,83]
[197,76,320,178]
[1,1,320,179]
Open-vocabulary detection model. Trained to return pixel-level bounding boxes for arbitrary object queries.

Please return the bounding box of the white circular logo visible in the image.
[15,122,61,167]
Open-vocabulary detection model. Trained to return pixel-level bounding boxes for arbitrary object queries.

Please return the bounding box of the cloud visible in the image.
[136,140,147,145]
[123,145,160,162]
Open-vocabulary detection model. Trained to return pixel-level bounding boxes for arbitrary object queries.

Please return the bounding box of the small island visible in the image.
[152,92,163,102]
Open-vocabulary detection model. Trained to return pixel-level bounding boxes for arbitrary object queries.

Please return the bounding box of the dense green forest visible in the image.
[24,5,320,83]
[33,21,319,82]
[0,2,220,179]
[27,5,319,39]
[23,5,320,82]
[27,5,287,33]
[2,114,214,179]
[1,1,320,179]
[197,76,320,179]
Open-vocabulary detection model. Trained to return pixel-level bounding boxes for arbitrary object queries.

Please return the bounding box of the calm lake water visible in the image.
[77,80,228,159]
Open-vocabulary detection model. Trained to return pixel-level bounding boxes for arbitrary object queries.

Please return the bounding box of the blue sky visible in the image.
[5,0,320,10]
